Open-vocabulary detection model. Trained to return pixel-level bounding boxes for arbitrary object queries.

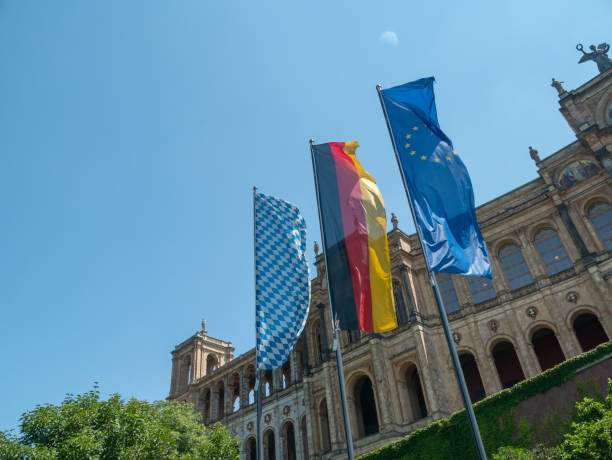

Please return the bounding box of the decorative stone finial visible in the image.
[551,78,566,96]
[391,212,399,230]
[576,43,612,73]
[529,146,540,163]
[314,241,320,256]
[201,318,207,334]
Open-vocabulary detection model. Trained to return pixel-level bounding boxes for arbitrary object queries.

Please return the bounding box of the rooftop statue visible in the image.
[576,43,612,73]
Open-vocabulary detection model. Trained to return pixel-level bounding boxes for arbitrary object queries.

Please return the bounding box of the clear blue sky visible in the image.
[0,0,609,431]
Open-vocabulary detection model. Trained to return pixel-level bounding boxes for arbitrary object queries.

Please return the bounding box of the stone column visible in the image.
[370,340,393,427]
[290,349,298,385]
[504,310,538,378]
[192,342,202,382]
[211,388,219,422]
[322,364,340,451]
[300,333,310,375]
[317,304,330,361]
[556,203,595,263]
[516,228,546,281]
[400,265,416,320]
[273,368,283,392]
[551,212,582,262]
[224,375,232,416]
[170,356,179,396]
[239,367,248,409]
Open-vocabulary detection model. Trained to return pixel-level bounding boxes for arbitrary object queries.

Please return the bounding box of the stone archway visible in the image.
[492,341,525,388]
[281,421,296,460]
[531,327,565,371]
[245,437,257,460]
[573,313,609,352]
[318,399,331,453]
[350,374,379,439]
[263,429,276,460]
[459,353,486,402]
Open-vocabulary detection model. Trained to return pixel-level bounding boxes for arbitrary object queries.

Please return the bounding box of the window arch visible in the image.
[467,275,496,304]
[534,229,572,275]
[245,437,257,460]
[350,375,380,439]
[318,399,331,453]
[573,313,609,352]
[531,327,565,371]
[588,202,612,250]
[393,279,409,325]
[459,353,486,402]
[498,244,533,290]
[435,272,460,313]
[281,422,296,460]
[492,341,525,388]
[300,416,309,459]
[263,429,276,460]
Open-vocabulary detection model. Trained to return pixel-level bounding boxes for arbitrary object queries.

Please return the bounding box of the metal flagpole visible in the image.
[253,186,264,460]
[309,139,355,460]
[376,86,488,460]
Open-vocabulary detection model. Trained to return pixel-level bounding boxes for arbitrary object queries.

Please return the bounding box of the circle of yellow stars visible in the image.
[403,126,458,162]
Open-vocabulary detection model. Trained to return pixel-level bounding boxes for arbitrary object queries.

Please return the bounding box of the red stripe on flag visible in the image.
[328,143,374,332]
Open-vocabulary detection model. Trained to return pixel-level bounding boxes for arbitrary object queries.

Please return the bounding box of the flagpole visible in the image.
[253,186,264,460]
[376,86,488,460]
[309,139,355,460]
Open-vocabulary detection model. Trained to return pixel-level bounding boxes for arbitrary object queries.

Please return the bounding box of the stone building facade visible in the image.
[168,70,612,459]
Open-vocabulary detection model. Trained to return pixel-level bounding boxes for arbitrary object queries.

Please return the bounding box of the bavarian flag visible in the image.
[312,141,397,333]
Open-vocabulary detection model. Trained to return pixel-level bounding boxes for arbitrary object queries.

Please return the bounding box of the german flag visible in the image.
[312,141,397,333]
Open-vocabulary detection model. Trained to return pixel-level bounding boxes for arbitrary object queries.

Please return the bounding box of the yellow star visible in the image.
[410,150,416,156]
[420,155,427,160]
[452,150,457,155]
[412,126,419,131]
[405,134,411,139]
[445,156,451,161]
[434,158,440,163]
[404,143,411,148]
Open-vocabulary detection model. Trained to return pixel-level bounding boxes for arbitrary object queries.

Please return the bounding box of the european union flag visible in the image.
[381,77,492,277]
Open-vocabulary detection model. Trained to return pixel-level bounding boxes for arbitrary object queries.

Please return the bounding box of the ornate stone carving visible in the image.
[551,78,566,96]
[489,319,499,333]
[529,146,540,163]
[247,421,254,431]
[452,331,461,344]
[391,212,399,230]
[577,43,612,73]
[526,306,538,319]
[566,291,579,303]
[264,413,272,424]
[282,405,291,416]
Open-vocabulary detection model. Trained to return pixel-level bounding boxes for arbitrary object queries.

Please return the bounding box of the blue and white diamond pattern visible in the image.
[255,191,310,370]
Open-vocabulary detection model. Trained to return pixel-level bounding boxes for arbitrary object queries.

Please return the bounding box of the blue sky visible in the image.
[0,0,609,431]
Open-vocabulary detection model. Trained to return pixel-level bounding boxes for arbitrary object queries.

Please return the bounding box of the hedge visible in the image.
[359,341,612,460]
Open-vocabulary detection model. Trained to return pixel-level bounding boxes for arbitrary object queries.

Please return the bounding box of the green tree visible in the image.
[0,385,239,460]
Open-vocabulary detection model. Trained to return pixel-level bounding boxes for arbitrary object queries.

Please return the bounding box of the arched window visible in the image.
[467,276,496,304]
[459,353,485,402]
[206,354,218,374]
[263,429,276,460]
[492,341,525,388]
[319,399,331,452]
[281,360,291,389]
[499,244,533,290]
[435,273,460,313]
[264,370,273,397]
[351,375,379,439]
[230,373,240,412]
[300,416,309,459]
[573,313,609,352]
[531,328,565,371]
[588,203,612,250]
[281,422,296,460]
[534,229,572,275]
[393,279,409,325]
[402,364,427,422]
[314,321,324,365]
[246,365,256,405]
[245,437,257,460]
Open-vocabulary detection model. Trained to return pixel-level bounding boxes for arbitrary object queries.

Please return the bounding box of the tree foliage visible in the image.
[0,385,239,460]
